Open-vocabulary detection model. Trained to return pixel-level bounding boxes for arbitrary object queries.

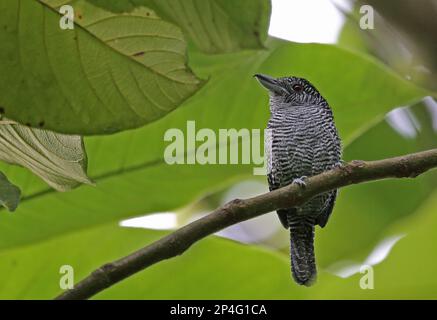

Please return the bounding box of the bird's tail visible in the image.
[288,218,317,286]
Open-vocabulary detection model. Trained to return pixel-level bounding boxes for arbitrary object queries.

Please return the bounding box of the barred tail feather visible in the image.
[288,218,317,286]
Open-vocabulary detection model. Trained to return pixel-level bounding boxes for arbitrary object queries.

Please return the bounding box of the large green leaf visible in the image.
[314,190,437,299]
[88,0,271,54]
[0,122,91,191]
[1,192,436,299]
[0,0,201,135]
[0,223,312,299]
[0,39,428,250]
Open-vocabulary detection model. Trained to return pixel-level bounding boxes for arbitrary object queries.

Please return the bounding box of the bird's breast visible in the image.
[266,106,341,183]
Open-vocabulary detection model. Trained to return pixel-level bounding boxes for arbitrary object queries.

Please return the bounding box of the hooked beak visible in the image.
[254,74,285,95]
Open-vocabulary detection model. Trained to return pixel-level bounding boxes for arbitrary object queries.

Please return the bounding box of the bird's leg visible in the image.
[292,176,307,188]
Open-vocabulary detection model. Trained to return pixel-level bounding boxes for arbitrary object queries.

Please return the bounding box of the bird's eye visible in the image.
[292,84,304,92]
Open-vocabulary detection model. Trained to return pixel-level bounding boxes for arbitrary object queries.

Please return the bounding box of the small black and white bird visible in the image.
[255,74,342,286]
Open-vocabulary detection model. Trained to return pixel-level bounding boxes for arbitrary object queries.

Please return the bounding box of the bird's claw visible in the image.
[292,176,307,188]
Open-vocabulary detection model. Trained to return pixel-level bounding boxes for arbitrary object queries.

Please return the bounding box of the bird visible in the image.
[254,74,342,286]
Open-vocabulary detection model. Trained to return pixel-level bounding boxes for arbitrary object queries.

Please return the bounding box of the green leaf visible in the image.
[0,0,201,135]
[88,0,271,54]
[314,190,437,299]
[337,8,369,54]
[0,224,312,299]
[0,39,428,250]
[0,122,91,191]
[0,171,20,211]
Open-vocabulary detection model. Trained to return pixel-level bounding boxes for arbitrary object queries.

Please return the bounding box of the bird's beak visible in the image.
[254,74,284,95]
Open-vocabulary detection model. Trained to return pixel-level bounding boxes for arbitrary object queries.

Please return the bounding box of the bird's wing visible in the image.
[316,190,337,228]
[268,173,293,228]
[267,132,303,228]
[312,133,340,228]
[277,208,297,228]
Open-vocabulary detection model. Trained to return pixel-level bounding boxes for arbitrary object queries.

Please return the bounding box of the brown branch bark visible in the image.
[55,149,437,300]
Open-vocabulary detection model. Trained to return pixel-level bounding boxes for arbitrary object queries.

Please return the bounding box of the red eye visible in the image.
[292,84,304,92]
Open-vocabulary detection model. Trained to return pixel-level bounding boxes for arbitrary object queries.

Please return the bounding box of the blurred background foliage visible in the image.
[0,0,436,299]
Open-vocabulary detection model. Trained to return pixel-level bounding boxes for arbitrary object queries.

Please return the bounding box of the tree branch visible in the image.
[55,149,437,300]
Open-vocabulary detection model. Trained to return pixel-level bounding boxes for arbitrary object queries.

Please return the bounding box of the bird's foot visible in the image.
[333,160,344,169]
[292,176,307,188]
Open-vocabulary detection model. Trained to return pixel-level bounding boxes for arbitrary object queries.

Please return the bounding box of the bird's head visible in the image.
[254,74,326,107]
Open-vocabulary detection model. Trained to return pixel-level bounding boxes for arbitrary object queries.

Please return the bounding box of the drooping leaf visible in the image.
[0,0,202,135]
[87,0,271,54]
[0,171,20,211]
[0,122,91,191]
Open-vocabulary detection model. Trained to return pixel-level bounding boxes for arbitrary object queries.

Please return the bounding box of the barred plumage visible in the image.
[255,74,342,286]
